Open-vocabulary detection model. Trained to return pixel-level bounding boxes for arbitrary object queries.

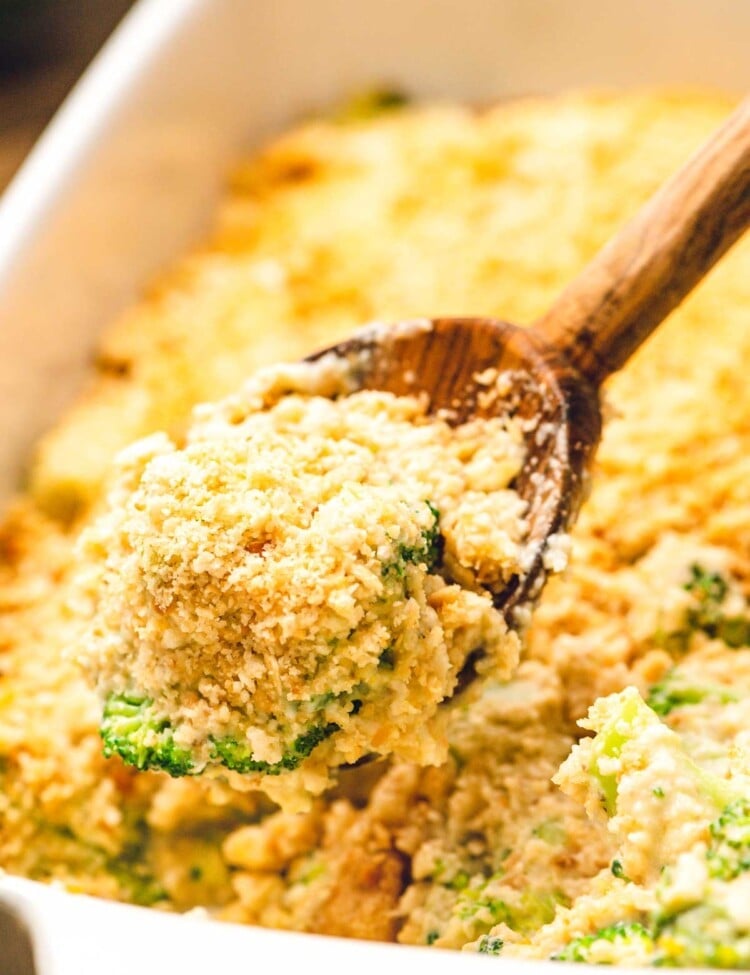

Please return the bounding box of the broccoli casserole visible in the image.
[1,89,750,965]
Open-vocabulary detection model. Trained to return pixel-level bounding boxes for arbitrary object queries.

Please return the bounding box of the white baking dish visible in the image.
[0,0,748,971]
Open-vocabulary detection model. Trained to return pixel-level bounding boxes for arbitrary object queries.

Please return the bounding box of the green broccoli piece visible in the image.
[658,564,750,652]
[478,935,504,955]
[647,669,738,717]
[684,564,750,648]
[566,690,750,968]
[685,564,729,604]
[611,859,629,881]
[409,500,441,566]
[211,722,339,775]
[111,866,168,907]
[101,692,195,777]
[568,700,750,968]
[552,921,655,964]
[586,689,657,816]
[102,692,339,779]
[647,677,707,717]
[654,903,750,968]
[455,883,558,936]
[706,798,750,880]
[383,501,441,578]
[560,687,750,969]
[580,688,736,818]
[447,869,471,892]
[309,691,336,710]
[648,800,750,967]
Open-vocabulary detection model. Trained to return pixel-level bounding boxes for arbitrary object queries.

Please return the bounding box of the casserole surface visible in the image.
[2,1,750,971]
[3,87,750,966]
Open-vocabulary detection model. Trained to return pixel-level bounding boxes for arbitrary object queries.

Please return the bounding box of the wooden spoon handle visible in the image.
[534,96,750,388]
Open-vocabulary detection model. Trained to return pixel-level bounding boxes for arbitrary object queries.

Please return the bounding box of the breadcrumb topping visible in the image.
[71,360,526,808]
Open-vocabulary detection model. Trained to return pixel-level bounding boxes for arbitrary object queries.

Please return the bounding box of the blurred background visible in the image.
[0,0,135,190]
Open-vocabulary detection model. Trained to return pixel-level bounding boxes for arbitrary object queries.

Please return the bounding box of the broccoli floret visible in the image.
[309,690,336,710]
[478,935,504,955]
[575,688,736,818]
[611,859,630,881]
[658,565,750,652]
[411,500,442,568]
[647,669,737,717]
[684,564,750,648]
[447,869,471,892]
[101,692,195,777]
[455,883,558,936]
[585,689,659,816]
[211,722,339,775]
[648,801,750,967]
[647,678,707,717]
[706,798,750,880]
[654,902,750,968]
[102,692,339,779]
[561,689,750,967]
[685,564,729,604]
[559,689,750,968]
[111,867,168,907]
[552,921,655,964]
[384,501,441,577]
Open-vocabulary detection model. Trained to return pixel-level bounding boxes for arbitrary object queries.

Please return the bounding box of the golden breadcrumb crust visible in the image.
[73,366,524,807]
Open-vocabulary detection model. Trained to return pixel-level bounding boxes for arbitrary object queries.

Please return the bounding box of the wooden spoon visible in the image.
[308,97,750,621]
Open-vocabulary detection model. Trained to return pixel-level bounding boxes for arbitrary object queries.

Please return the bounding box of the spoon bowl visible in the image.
[309,316,600,617]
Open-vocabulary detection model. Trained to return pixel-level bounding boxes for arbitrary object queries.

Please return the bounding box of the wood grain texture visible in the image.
[308,318,601,619]
[535,95,750,386]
